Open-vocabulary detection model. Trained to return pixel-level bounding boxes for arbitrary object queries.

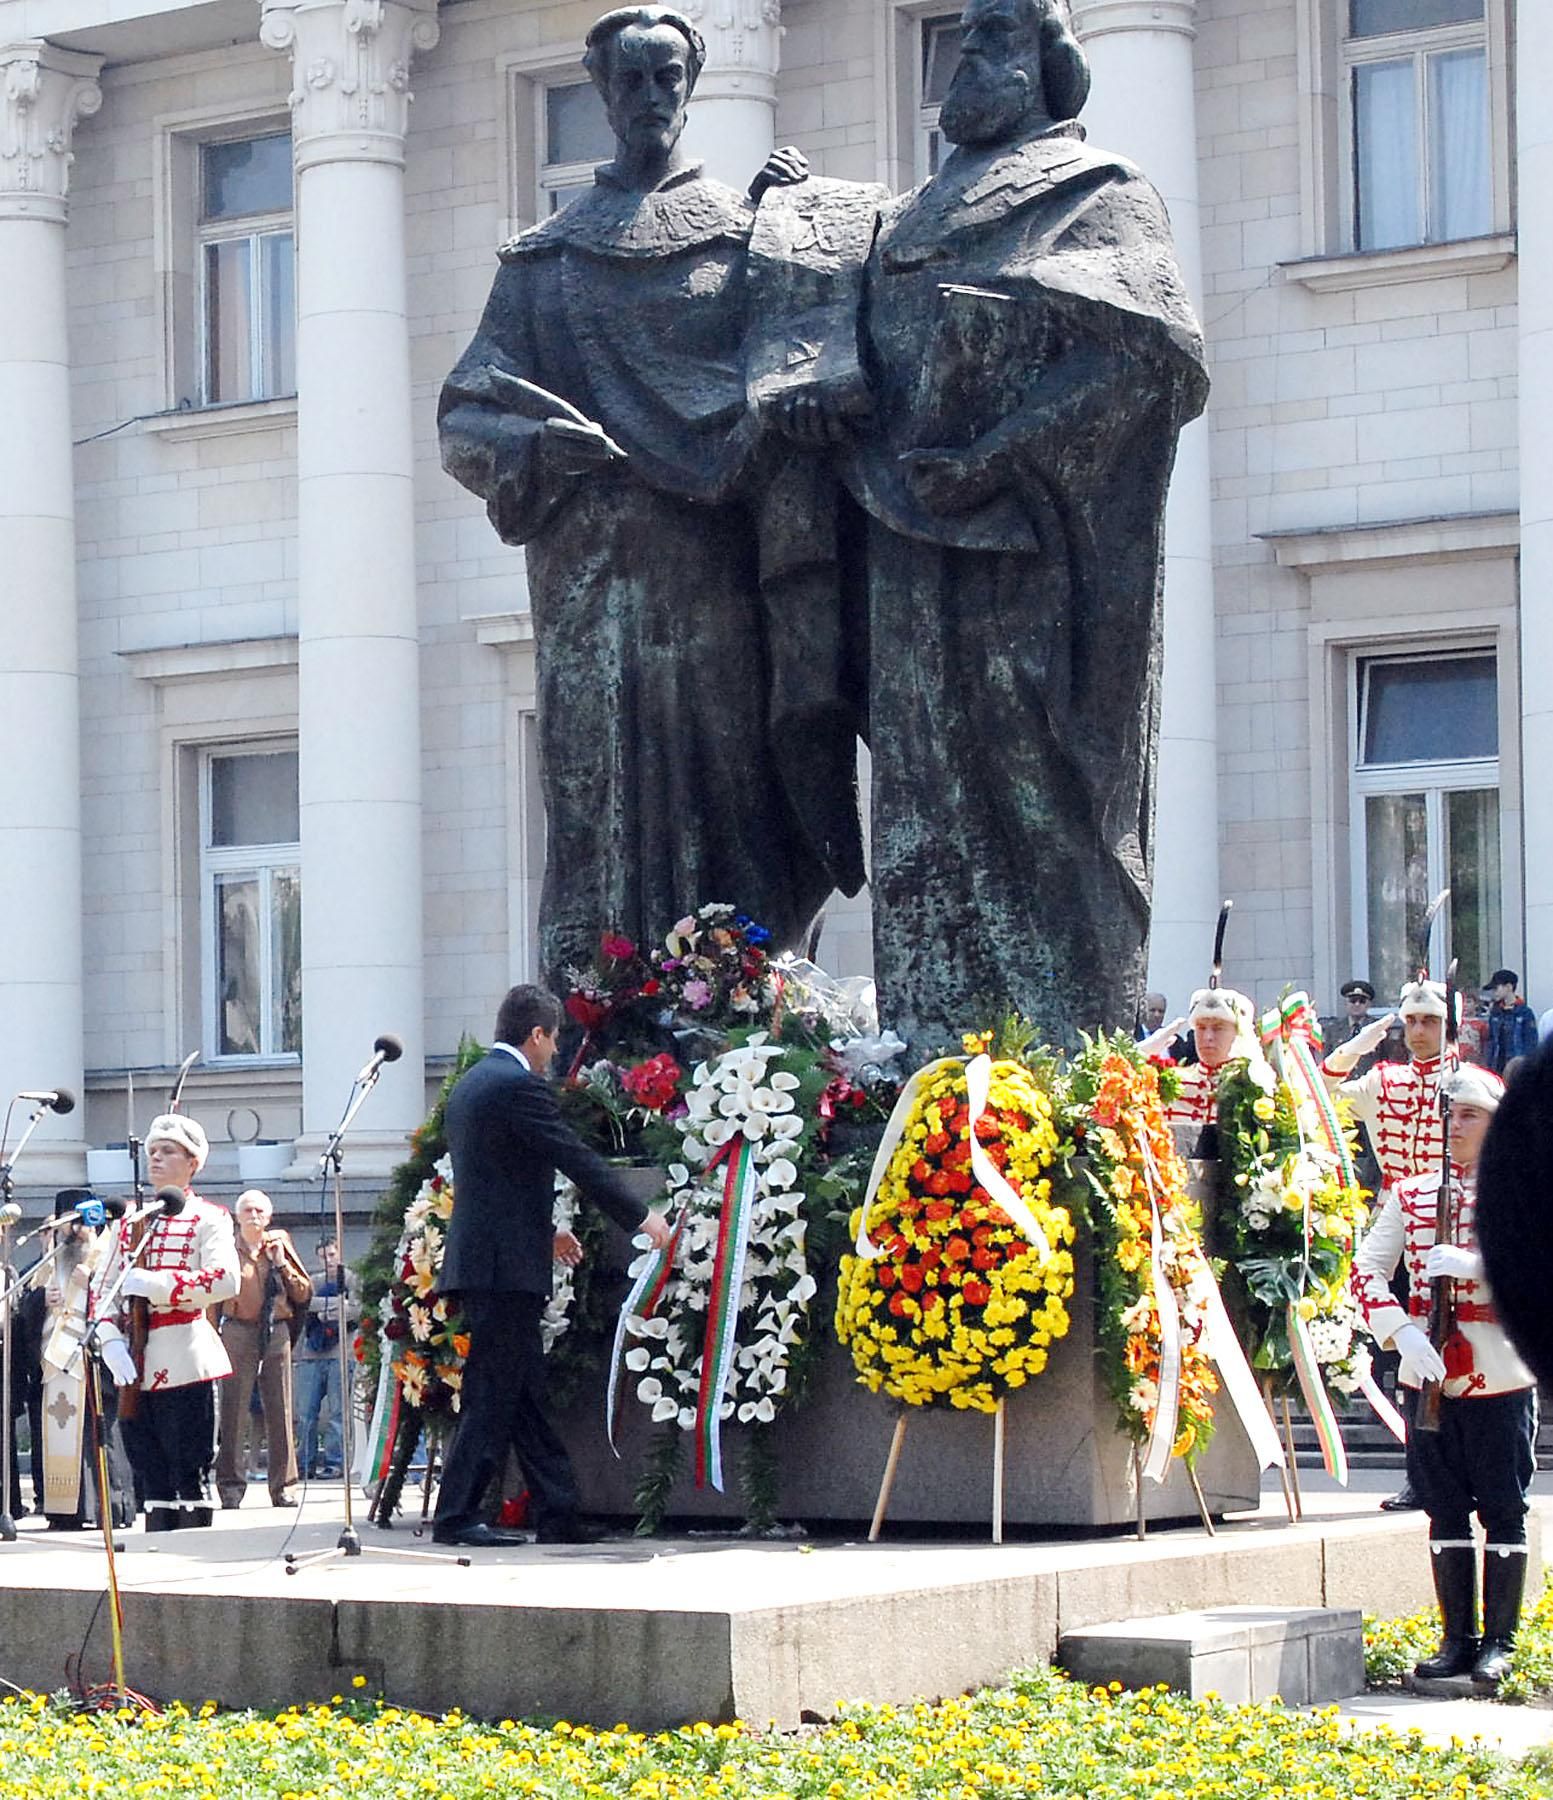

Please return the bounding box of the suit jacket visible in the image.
[439,1050,648,1297]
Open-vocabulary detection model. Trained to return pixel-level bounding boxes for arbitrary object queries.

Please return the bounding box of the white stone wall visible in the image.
[1194,0,1520,1008]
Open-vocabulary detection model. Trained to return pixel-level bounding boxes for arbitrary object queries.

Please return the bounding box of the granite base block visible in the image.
[1059,1605,1366,1705]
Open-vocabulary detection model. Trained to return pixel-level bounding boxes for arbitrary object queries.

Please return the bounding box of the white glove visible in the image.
[101,1339,138,1388]
[1392,1322,1447,1387]
[1137,1018,1188,1060]
[1327,1012,1396,1071]
[119,1268,161,1301]
[1425,1243,1483,1283]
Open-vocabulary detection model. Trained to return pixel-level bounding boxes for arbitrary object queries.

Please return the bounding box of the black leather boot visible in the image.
[1472,1544,1527,1690]
[1414,1542,1480,1681]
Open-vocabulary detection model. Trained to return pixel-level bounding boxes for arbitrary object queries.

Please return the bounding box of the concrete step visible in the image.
[1058,1606,1366,1706]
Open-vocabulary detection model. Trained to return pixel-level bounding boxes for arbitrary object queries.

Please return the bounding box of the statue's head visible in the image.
[939,0,1091,149]
[584,6,707,162]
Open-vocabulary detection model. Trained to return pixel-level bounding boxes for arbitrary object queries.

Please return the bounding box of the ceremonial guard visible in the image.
[1351,1067,1534,1691]
[1141,987,1258,1152]
[1322,980,1451,1193]
[106,1115,241,1530]
[29,1191,136,1529]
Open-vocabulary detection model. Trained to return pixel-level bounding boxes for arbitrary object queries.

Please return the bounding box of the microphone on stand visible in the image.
[0,1203,21,1228]
[124,1187,188,1225]
[355,1033,404,1086]
[17,1088,76,1115]
[15,1193,128,1248]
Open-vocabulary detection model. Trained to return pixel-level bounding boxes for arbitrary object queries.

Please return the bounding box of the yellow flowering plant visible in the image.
[835,1049,1075,1412]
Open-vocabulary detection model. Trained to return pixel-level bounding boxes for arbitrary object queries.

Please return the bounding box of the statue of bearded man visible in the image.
[839,0,1209,1048]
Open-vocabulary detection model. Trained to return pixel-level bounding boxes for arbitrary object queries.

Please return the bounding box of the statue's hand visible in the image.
[749,144,810,202]
[776,381,871,446]
[536,416,627,478]
[899,444,1009,514]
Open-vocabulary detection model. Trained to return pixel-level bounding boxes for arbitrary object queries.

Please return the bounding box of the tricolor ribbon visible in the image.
[606,1203,688,1455]
[356,1355,399,1493]
[693,1135,762,1491]
[1261,994,1352,1483]
[1287,1302,1349,1483]
[1134,1132,1183,1483]
[854,1054,1049,1264]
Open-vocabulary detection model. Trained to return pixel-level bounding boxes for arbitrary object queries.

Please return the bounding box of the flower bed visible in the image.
[1,1662,1542,1799]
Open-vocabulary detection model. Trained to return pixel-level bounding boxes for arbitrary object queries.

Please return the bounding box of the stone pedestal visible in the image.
[563,1174,1260,1529]
[0,41,101,1181]
[260,0,437,1174]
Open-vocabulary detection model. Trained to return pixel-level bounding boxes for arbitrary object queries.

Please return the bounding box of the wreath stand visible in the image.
[1262,1378,1301,1522]
[868,1399,1011,1545]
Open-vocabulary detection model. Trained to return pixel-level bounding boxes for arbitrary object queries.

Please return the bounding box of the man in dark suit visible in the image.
[431,984,672,1548]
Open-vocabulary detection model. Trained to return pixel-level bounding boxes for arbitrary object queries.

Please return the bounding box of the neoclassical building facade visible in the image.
[0,0,1544,1195]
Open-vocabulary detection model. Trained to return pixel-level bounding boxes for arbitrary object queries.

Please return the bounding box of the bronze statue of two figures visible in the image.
[440,0,1208,1050]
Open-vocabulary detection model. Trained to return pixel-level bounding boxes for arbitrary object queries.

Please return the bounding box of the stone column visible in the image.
[1071,1,1219,1012]
[1518,6,1553,1000]
[260,0,436,1172]
[677,0,780,188]
[0,43,101,1182]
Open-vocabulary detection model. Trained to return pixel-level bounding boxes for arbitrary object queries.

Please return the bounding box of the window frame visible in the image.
[196,149,296,410]
[534,75,611,218]
[153,82,299,420]
[915,13,961,184]
[198,742,302,1067]
[1340,6,1492,254]
[1289,0,1511,268]
[1340,633,1509,999]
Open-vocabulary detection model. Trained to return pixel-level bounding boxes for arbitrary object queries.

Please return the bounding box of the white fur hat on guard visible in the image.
[145,1112,209,1172]
[1441,1066,1506,1113]
[1188,987,1252,1028]
[1397,980,1448,1020]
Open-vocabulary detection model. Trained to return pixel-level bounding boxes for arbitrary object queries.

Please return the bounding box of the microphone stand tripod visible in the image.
[286,1062,468,1574]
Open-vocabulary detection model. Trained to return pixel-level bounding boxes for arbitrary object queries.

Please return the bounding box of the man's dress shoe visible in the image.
[431,1522,529,1548]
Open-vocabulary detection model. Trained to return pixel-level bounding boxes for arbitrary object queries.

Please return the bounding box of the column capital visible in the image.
[680,0,783,111]
[259,0,440,171]
[1070,0,1197,41]
[0,42,103,223]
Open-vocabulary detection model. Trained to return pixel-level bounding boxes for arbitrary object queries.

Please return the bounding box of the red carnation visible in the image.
[566,993,608,1030]
[600,933,637,961]
[961,1280,991,1307]
[899,1263,924,1293]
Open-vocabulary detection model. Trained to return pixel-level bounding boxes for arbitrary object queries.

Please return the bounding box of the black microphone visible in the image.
[156,1185,187,1218]
[355,1033,404,1085]
[17,1087,76,1116]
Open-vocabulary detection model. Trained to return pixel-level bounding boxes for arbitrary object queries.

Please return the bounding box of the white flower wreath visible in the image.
[623,1033,818,1432]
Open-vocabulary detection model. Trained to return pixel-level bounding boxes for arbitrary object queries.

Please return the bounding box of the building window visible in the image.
[202,747,302,1060]
[916,15,961,181]
[538,79,612,215]
[1351,651,1500,1000]
[199,132,295,405]
[1346,0,1490,252]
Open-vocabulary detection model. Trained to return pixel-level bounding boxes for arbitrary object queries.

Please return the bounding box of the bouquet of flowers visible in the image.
[835,1046,1075,1412]
[655,904,780,1029]
[1215,1036,1371,1390]
[1064,1039,1218,1465]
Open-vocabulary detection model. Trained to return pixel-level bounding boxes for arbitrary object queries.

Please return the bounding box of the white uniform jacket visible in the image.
[1351,1165,1534,1399]
[1323,1053,1445,1192]
[95,1193,241,1391]
[1164,1059,1223,1138]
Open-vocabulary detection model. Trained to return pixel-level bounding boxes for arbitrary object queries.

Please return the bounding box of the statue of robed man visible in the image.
[838,0,1210,1048]
[439,4,880,983]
